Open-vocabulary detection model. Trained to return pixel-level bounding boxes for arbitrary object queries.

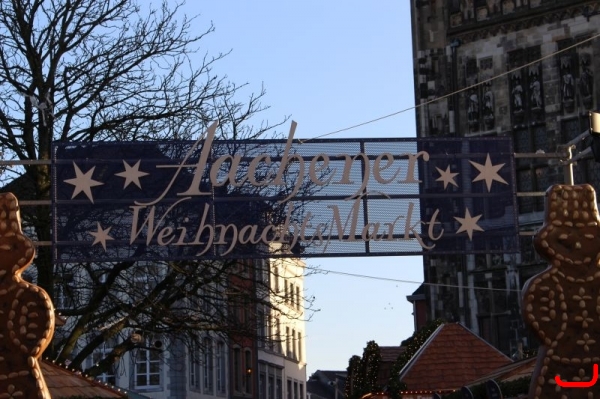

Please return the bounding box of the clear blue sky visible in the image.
[179,1,423,375]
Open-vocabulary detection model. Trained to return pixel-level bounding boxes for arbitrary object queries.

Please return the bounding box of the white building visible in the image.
[257,256,307,399]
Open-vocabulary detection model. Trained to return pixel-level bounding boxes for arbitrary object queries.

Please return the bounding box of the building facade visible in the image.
[410,0,600,356]
[256,256,307,399]
[306,370,346,399]
[55,257,307,399]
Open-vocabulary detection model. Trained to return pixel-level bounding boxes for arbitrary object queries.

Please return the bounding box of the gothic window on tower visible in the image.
[478,313,510,353]
[448,0,461,13]
[518,235,541,266]
[513,126,547,214]
[465,58,478,76]
[480,57,492,71]
[508,46,544,126]
[579,52,593,109]
[465,57,480,133]
[527,65,543,122]
[475,270,510,352]
[429,0,437,16]
[449,0,463,26]
[557,38,577,114]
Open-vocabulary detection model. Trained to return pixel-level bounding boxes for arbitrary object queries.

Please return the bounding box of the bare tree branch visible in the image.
[0,0,303,377]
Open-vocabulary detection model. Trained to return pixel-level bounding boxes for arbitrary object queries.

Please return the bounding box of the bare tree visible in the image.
[0,0,314,375]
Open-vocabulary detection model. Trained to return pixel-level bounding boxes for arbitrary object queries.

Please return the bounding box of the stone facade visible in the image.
[410,0,600,357]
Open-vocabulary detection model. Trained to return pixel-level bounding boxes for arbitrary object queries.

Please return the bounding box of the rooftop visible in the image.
[379,346,406,363]
[398,323,512,392]
[42,360,127,398]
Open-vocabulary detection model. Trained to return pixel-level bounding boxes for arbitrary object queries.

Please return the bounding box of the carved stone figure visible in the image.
[530,75,543,109]
[561,57,575,113]
[0,192,55,398]
[561,72,575,112]
[513,84,522,109]
[522,184,600,399]
[468,91,479,116]
[562,73,574,100]
[580,56,593,109]
[483,86,495,129]
[462,0,474,19]
[502,0,515,13]
[511,76,524,123]
[580,66,593,99]
[486,0,500,13]
[467,89,479,131]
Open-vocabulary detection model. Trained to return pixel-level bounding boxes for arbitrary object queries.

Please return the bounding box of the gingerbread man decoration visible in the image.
[0,193,54,398]
[522,184,600,399]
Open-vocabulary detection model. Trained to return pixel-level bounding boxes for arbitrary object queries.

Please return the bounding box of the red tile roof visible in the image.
[398,323,512,392]
[379,346,406,362]
[42,360,127,398]
[467,357,536,386]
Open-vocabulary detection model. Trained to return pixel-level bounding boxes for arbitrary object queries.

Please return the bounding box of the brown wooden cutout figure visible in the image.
[523,184,600,399]
[0,193,54,398]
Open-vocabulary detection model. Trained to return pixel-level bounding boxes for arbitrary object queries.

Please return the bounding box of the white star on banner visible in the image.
[64,162,104,203]
[454,208,484,241]
[435,165,459,189]
[115,160,149,189]
[469,154,508,192]
[90,222,114,251]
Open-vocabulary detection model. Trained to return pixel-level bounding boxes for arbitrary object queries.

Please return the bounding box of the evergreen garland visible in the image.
[362,340,382,395]
[345,341,382,399]
[345,320,445,399]
[346,355,362,399]
[345,320,533,399]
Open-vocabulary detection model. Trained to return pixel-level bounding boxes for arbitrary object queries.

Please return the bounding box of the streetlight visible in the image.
[589,111,600,162]
[556,111,600,181]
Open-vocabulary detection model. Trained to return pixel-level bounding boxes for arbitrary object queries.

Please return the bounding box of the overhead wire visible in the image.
[296,30,600,293]
[299,31,600,143]
[304,265,522,293]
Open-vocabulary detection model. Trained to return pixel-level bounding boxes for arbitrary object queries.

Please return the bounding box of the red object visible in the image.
[555,364,599,388]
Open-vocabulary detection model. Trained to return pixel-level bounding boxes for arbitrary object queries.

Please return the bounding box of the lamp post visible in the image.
[330,376,345,399]
[589,111,600,162]
[554,110,600,183]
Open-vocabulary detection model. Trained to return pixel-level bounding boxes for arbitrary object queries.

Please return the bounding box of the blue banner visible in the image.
[52,123,518,263]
